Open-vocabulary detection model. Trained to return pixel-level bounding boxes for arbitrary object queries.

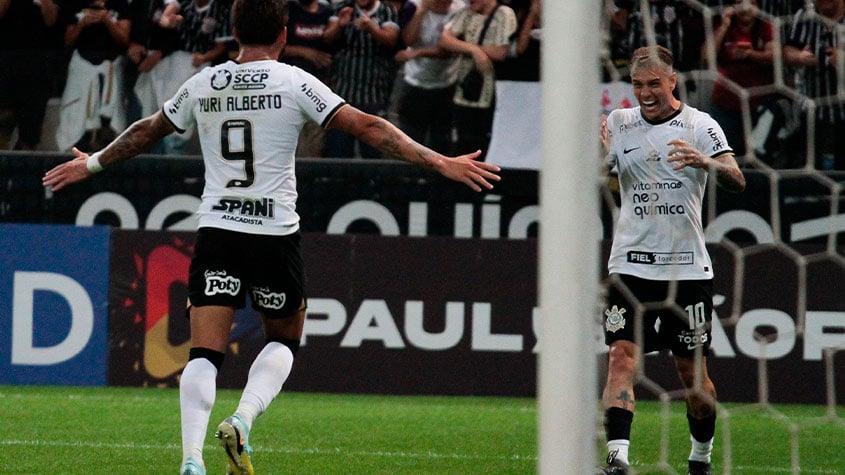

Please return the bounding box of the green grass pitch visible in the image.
[0,386,842,474]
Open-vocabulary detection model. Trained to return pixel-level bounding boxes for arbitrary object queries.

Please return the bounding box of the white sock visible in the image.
[180,358,218,465]
[689,434,714,463]
[607,439,630,465]
[235,342,294,429]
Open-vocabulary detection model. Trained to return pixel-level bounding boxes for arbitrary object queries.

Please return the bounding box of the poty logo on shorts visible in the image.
[204,270,240,296]
[252,287,286,310]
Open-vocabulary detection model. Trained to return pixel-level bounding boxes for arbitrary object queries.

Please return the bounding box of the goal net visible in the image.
[541,0,844,473]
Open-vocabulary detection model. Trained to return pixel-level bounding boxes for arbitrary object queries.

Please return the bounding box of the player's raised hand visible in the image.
[42,147,95,191]
[436,150,501,192]
[600,115,610,155]
[667,139,706,170]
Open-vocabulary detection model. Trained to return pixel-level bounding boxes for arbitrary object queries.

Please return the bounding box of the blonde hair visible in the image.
[630,45,675,75]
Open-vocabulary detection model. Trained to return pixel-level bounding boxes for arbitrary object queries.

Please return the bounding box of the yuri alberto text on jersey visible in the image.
[197,94,283,113]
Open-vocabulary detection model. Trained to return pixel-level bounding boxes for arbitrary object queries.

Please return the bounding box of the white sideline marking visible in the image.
[1,439,840,472]
[0,439,537,462]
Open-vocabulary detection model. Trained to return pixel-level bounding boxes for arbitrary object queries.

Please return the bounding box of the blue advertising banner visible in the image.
[0,224,110,385]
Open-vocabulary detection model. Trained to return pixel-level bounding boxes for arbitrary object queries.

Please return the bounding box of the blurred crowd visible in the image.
[0,0,540,160]
[606,0,845,170]
[1,0,843,170]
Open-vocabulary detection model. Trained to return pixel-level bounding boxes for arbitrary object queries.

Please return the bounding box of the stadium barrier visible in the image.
[1,152,842,244]
[1,153,843,402]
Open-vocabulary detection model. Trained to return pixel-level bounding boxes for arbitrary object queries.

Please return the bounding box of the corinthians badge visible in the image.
[604,305,627,333]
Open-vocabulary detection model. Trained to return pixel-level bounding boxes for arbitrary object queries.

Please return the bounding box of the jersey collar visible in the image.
[641,102,684,125]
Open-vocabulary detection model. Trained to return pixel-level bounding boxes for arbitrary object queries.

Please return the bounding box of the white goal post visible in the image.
[538,1,602,474]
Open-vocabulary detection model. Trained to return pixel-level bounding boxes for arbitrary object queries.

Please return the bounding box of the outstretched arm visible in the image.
[326,105,501,192]
[43,111,176,191]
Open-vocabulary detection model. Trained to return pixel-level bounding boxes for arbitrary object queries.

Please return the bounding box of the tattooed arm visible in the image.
[43,111,175,191]
[326,104,501,192]
[710,153,746,193]
[666,139,746,193]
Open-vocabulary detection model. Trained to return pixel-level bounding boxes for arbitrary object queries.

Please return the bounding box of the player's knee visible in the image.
[189,346,225,371]
[683,378,717,416]
[686,394,717,419]
[607,341,638,376]
[267,337,300,357]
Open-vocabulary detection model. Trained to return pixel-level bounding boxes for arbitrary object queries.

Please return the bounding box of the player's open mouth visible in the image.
[640,100,659,114]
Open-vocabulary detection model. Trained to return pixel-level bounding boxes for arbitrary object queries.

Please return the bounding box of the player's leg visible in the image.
[600,274,654,473]
[232,308,304,429]
[181,305,236,474]
[674,355,717,475]
[600,339,638,473]
[216,231,306,474]
[669,279,717,475]
[215,309,302,475]
[181,228,246,473]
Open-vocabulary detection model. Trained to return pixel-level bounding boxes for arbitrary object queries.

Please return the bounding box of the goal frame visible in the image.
[538,1,602,474]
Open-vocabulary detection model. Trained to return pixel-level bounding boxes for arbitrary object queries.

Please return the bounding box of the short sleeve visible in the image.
[291,68,347,128]
[162,75,200,133]
[695,113,733,157]
[605,110,619,168]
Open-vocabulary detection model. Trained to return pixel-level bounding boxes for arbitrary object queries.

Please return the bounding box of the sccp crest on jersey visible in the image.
[211,69,232,90]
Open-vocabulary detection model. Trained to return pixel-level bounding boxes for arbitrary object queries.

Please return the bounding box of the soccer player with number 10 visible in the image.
[598,45,746,475]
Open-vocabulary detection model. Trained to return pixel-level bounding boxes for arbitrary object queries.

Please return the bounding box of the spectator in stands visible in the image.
[280,0,334,79]
[514,0,540,76]
[606,0,630,74]
[783,0,845,170]
[708,0,775,156]
[613,0,706,73]
[393,0,462,153]
[438,0,516,161]
[55,0,132,152]
[0,0,62,150]
[125,0,178,125]
[386,0,406,14]
[704,0,803,18]
[323,0,400,158]
[705,0,803,51]
[496,0,540,82]
[280,0,334,158]
[134,0,232,154]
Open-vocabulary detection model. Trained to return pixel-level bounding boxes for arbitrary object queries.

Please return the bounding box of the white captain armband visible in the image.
[86,152,104,173]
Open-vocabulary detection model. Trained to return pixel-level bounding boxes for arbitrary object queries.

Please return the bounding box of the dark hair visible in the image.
[231,0,289,46]
[630,45,674,70]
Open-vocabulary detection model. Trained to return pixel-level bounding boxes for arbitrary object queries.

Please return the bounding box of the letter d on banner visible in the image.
[12,272,94,365]
[0,223,109,386]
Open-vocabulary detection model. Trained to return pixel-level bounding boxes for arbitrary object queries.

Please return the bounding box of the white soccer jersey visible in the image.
[605,103,732,280]
[163,60,345,235]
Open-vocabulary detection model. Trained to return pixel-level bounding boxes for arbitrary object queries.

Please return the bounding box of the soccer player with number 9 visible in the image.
[42,0,501,473]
